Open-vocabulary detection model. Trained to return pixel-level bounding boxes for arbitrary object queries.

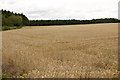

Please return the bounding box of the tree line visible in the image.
[1,9,120,27]
[28,18,119,26]
[1,9,29,27]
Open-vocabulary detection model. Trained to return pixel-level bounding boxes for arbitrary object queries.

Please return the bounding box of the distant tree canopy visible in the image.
[1,9,29,26]
[1,9,120,27]
[28,18,119,26]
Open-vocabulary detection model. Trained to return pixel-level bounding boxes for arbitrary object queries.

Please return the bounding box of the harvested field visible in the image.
[2,23,118,78]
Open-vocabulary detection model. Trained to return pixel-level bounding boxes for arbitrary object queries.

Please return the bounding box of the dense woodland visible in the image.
[2,9,29,26]
[28,18,119,26]
[1,10,119,28]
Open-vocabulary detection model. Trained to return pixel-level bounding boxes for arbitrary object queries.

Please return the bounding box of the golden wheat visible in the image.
[2,23,118,78]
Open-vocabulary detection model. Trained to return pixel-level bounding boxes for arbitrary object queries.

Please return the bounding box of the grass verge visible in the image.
[1,26,23,31]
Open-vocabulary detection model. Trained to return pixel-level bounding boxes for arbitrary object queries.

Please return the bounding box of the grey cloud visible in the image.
[28,15,38,18]
[87,9,106,13]
[26,8,87,20]
[0,0,119,20]
[27,10,49,14]
[27,9,62,17]
[27,9,55,17]
[8,1,16,5]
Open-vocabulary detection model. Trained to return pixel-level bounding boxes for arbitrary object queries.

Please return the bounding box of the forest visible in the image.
[28,18,119,26]
[1,9,29,30]
[1,9,119,30]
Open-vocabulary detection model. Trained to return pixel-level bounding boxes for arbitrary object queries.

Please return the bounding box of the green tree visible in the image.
[6,15,22,26]
[2,15,6,26]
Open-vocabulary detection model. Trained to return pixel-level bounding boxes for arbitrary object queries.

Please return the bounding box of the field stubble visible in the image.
[2,23,118,78]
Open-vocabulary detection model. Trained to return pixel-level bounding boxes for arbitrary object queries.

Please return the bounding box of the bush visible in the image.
[2,25,23,31]
[2,26,10,31]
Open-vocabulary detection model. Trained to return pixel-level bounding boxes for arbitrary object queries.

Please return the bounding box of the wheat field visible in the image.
[2,23,118,78]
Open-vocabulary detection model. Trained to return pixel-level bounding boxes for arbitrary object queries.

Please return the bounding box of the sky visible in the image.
[0,0,119,20]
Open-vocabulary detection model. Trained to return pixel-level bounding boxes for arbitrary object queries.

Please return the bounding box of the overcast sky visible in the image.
[0,0,119,20]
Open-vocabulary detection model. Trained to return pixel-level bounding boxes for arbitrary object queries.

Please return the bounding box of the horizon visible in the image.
[2,9,119,21]
[0,0,119,20]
